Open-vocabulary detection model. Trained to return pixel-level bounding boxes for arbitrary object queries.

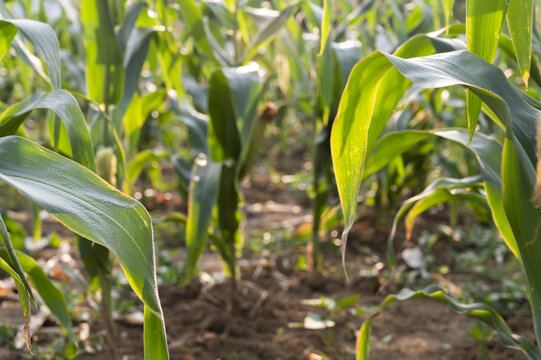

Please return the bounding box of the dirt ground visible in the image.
[0,170,536,360]
[90,250,534,360]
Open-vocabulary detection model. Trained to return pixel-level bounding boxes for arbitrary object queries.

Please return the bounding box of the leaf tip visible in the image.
[523,71,530,90]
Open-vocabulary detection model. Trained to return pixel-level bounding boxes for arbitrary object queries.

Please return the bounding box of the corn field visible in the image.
[0,0,541,359]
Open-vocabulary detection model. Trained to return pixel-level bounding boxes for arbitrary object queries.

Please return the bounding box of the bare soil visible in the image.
[0,172,536,360]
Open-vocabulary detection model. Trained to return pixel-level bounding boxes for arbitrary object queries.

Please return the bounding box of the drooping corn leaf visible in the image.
[331,48,541,346]
[183,154,221,283]
[0,201,32,297]
[500,137,541,347]
[357,287,541,359]
[507,0,533,86]
[0,257,31,351]
[465,0,508,140]
[243,3,298,62]
[367,34,464,153]
[363,129,517,259]
[0,90,96,171]
[0,19,61,90]
[0,249,75,339]
[0,136,168,359]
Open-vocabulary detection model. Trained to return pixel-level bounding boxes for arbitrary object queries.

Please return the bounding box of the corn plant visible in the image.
[330,0,541,358]
[166,1,297,287]
[0,10,169,360]
[182,64,265,286]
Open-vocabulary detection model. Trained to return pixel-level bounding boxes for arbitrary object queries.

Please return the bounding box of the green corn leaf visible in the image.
[202,17,233,66]
[113,27,159,131]
[81,0,124,105]
[0,256,31,352]
[501,137,541,348]
[499,33,541,87]
[117,2,146,52]
[386,175,484,265]
[215,163,241,277]
[367,34,464,153]
[0,136,168,359]
[183,154,221,283]
[331,48,541,347]
[466,0,508,141]
[0,249,75,339]
[144,306,169,359]
[0,213,33,306]
[319,0,333,56]
[361,287,541,359]
[208,70,241,162]
[0,19,61,90]
[176,0,215,60]
[363,129,517,259]
[243,3,298,62]
[178,101,209,154]
[507,0,533,86]
[0,90,96,171]
[356,320,371,360]
[208,65,262,166]
[124,150,169,194]
[123,91,165,158]
[0,21,17,61]
[403,188,487,240]
[442,0,454,29]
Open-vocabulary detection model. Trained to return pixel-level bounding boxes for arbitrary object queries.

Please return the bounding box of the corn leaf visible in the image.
[208,65,262,167]
[243,3,298,62]
[466,0,508,140]
[507,0,533,86]
[331,48,541,346]
[81,0,124,105]
[0,249,75,339]
[319,0,333,56]
[176,0,215,60]
[0,21,17,61]
[442,0,454,29]
[0,257,31,352]
[361,287,541,359]
[117,2,146,52]
[364,129,517,258]
[178,101,209,154]
[0,19,61,90]
[208,70,241,162]
[0,136,169,359]
[0,90,96,171]
[183,154,221,282]
[113,26,159,130]
[356,320,371,360]
[0,213,33,308]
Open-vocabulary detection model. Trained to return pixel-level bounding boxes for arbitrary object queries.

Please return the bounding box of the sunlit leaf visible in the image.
[0,136,169,359]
